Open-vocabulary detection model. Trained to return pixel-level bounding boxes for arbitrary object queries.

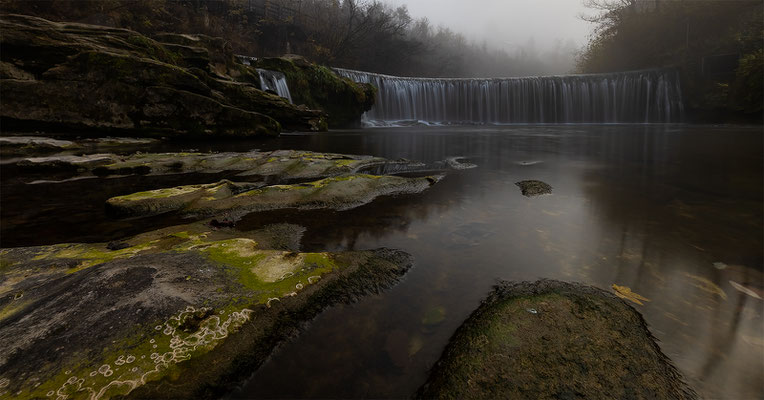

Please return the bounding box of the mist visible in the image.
[386,0,593,74]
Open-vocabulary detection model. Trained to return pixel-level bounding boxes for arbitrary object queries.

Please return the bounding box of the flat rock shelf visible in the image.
[0,221,413,399]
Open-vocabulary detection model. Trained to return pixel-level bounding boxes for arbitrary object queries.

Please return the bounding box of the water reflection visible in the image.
[1,125,761,398]
[233,125,762,399]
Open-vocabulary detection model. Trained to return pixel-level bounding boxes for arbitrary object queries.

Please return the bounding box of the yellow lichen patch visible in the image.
[110,185,203,202]
[16,305,254,400]
[197,238,259,257]
[612,284,650,305]
[0,300,29,322]
[253,252,306,283]
[36,242,158,268]
[684,273,727,300]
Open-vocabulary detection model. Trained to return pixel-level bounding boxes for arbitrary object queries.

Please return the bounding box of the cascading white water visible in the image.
[257,68,293,103]
[335,68,684,124]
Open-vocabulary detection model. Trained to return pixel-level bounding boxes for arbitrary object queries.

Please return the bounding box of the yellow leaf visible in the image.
[684,273,727,300]
[612,284,650,305]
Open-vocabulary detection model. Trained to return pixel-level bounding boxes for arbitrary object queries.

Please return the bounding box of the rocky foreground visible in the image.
[0,142,448,399]
[0,221,412,399]
[417,280,697,399]
[0,14,376,136]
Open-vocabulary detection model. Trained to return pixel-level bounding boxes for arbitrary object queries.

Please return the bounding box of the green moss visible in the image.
[14,303,255,400]
[418,282,697,399]
[196,239,341,304]
[0,254,14,272]
[112,185,202,202]
[27,241,159,274]
[126,34,180,64]
[334,159,356,167]
[0,300,28,322]
[254,57,375,127]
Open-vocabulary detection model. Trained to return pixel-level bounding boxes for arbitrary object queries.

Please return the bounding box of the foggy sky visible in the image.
[387,0,593,52]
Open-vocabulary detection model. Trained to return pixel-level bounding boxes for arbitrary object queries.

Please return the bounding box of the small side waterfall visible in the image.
[335,68,684,124]
[257,68,293,103]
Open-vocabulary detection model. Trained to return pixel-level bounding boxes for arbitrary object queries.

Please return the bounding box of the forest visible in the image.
[0,0,578,77]
[578,0,762,119]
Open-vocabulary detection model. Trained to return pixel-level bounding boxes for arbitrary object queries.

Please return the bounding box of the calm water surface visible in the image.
[2,125,762,398]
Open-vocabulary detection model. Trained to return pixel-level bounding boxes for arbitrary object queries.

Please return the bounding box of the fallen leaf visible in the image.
[684,273,727,300]
[729,280,763,300]
[612,284,650,305]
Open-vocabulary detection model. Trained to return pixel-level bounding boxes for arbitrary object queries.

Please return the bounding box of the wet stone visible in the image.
[0,220,413,399]
[417,280,697,400]
[105,174,443,219]
[515,179,552,196]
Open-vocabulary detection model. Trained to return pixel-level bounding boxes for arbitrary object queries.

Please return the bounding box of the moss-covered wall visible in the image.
[255,56,376,128]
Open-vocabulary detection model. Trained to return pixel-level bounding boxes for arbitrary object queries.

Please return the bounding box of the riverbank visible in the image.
[0,14,376,137]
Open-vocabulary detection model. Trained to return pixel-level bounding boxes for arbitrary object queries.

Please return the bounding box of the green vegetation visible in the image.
[255,56,375,127]
[0,219,413,399]
[418,280,697,399]
[578,0,763,121]
[0,0,577,77]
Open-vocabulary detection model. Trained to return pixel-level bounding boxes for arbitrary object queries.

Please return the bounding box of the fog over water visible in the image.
[386,0,593,53]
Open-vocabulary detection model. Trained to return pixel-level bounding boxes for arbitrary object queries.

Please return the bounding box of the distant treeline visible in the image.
[577,0,763,119]
[0,0,576,78]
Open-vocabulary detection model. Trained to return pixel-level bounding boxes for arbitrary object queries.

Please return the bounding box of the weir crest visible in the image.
[335,68,684,125]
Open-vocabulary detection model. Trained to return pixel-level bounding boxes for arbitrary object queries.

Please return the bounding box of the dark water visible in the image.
[2,125,762,398]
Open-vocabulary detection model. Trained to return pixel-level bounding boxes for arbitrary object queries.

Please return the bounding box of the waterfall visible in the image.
[257,68,293,103]
[335,68,684,124]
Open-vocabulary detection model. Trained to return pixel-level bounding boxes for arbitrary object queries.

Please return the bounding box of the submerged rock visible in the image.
[0,221,412,399]
[106,174,442,218]
[417,280,697,399]
[515,179,552,196]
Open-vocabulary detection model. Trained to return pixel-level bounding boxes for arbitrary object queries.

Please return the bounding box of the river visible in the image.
[1,124,762,398]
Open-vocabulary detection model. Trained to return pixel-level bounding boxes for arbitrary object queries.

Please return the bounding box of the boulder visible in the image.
[417,280,697,399]
[515,180,552,196]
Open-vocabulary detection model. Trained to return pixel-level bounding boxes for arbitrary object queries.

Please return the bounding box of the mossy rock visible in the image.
[515,180,552,197]
[15,149,435,182]
[0,221,413,399]
[417,280,697,400]
[105,174,443,219]
[255,56,376,128]
[0,14,326,136]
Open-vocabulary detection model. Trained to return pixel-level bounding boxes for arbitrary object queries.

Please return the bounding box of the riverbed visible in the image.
[2,124,762,398]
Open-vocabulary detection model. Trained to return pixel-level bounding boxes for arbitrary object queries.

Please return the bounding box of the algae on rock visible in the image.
[255,55,377,128]
[15,150,420,180]
[515,180,552,197]
[106,174,442,218]
[0,221,413,399]
[417,280,697,400]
